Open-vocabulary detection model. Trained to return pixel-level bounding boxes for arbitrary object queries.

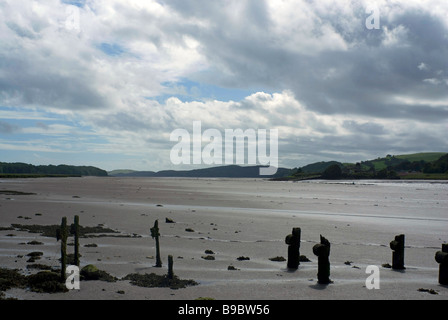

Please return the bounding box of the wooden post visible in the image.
[390,234,405,270]
[150,220,162,267]
[168,255,174,279]
[57,217,68,282]
[435,244,448,285]
[312,235,331,284]
[74,215,80,267]
[285,227,301,269]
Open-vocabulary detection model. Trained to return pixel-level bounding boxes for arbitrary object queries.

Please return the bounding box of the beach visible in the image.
[0,177,447,300]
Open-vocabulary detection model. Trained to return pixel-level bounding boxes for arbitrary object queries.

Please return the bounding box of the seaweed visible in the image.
[0,268,27,291]
[27,271,68,293]
[80,265,117,282]
[0,268,66,294]
[0,190,36,195]
[27,240,44,245]
[236,256,250,261]
[11,223,120,238]
[123,273,197,290]
[269,256,286,262]
[26,264,54,271]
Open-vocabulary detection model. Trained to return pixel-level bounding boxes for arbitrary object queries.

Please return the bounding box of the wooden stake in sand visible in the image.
[435,244,448,285]
[285,227,301,269]
[56,217,68,282]
[150,220,162,267]
[168,255,174,279]
[313,235,331,284]
[72,215,80,267]
[390,234,405,270]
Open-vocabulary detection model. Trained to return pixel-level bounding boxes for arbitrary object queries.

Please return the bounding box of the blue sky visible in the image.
[1,0,447,171]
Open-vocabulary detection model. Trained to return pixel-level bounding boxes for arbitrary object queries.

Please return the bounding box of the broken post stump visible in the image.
[435,244,448,285]
[168,255,174,280]
[312,235,331,284]
[150,220,162,267]
[390,234,405,270]
[285,227,301,269]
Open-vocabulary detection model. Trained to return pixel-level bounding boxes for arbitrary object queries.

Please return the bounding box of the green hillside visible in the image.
[366,152,446,170]
[107,169,137,176]
[286,152,448,181]
[299,161,342,173]
[395,152,446,162]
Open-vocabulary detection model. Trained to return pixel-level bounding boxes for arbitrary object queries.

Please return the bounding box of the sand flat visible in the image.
[0,177,447,299]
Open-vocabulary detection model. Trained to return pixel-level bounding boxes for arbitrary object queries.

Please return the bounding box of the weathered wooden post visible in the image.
[73,215,80,267]
[312,235,331,284]
[150,220,162,267]
[285,227,301,269]
[56,217,68,282]
[168,255,174,280]
[390,234,405,270]
[435,244,448,285]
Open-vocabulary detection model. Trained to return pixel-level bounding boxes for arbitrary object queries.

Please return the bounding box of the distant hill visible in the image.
[107,169,138,176]
[112,170,156,177]
[286,152,448,180]
[109,165,291,178]
[0,162,108,177]
[299,161,342,173]
[362,152,446,171]
[294,152,446,173]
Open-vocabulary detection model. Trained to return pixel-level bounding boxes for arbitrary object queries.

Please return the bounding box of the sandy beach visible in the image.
[0,177,447,300]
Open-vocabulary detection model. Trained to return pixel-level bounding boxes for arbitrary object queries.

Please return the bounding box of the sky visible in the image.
[0,0,447,172]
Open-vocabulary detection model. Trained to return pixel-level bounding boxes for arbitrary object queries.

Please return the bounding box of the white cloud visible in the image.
[417,62,428,70]
[423,78,442,85]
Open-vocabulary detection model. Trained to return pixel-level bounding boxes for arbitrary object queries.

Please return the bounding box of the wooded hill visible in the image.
[286,152,448,180]
[0,162,108,177]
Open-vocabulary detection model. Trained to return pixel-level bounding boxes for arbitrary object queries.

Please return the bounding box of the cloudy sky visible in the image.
[1,0,447,172]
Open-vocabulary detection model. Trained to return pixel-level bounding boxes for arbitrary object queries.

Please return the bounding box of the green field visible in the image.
[394,152,446,162]
[366,152,446,171]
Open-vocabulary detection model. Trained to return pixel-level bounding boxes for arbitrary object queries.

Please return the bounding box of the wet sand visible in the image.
[0,177,447,300]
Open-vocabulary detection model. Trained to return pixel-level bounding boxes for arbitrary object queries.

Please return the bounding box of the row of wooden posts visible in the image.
[285,227,448,285]
[55,217,448,286]
[56,217,174,282]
